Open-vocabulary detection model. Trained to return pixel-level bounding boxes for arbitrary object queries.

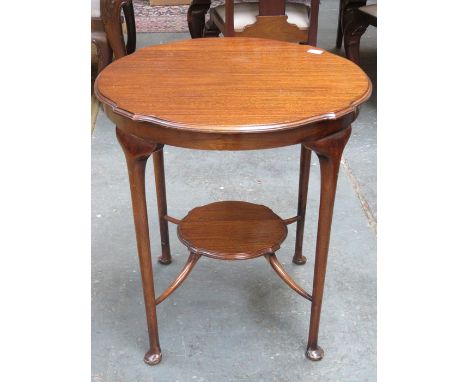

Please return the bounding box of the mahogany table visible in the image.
[94,37,371,366]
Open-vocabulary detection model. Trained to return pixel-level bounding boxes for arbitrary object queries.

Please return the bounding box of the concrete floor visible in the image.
[92,1,377,381]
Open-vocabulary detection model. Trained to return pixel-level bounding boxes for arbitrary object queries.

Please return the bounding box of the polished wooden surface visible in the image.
[98,37,372,365]
[95,38,371,132]
[105,112,354,151]
[178,201,287,260]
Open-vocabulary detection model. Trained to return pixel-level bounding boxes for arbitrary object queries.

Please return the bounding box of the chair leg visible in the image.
[343,8,370,65]
[204,19,221,38]
[337,0,367,49]
[187,0,211,38]
[336,0,345,48]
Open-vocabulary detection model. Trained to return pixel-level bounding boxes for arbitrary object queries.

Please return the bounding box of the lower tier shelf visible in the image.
[177,201,288,260]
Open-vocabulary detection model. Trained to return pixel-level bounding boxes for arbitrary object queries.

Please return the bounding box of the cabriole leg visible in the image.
[305,127,351,361]
[293,144,312,265]
[153,147,172,265]
[116,128,163,366]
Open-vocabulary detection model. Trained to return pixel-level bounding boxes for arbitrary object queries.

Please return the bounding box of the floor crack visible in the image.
[341,158,377,235]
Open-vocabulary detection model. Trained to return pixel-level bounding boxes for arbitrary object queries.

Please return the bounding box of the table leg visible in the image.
[187,0,211,38]
[293,144,312,265]
[152,147,172,265]
[305,127,351,361]
[116,128,163,366]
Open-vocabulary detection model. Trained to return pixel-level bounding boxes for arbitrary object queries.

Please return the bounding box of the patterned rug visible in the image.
[134,0,190,32]
[134,0,311,32]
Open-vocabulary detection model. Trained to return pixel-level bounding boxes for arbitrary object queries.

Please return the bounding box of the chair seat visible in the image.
[91,0,101,18]
[358,4,377,18]
[214,2,310,32]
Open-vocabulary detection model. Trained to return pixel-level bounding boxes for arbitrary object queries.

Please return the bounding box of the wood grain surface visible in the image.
[101,36,373,365]
[95,37,371,132]
[178,201,288,260]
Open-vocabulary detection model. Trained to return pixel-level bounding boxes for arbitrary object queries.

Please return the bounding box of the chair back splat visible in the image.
[220,0,320,45]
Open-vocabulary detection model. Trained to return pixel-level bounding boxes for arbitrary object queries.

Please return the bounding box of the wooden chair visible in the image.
[92,0,112,74]
[91,0,137,71]
[91,0,136,131]
[335,0,367,49]
[343,3,377,65]
[199,0,320,45]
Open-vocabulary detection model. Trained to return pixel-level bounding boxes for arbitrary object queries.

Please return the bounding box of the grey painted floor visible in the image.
[92,1,376,381]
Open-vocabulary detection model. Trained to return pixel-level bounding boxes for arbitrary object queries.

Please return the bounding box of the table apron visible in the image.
[104,106,357,151]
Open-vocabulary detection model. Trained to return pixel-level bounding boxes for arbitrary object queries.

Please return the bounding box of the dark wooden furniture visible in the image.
[336,0,367,49]
[188,0,320,45]
[179,201,288,260]
[94,37,371,366]
[93,0,137,63]
[92,0,113,73]
[343,3,377,65]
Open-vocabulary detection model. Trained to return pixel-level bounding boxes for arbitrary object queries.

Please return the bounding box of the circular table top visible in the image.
[95,38,371,133]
